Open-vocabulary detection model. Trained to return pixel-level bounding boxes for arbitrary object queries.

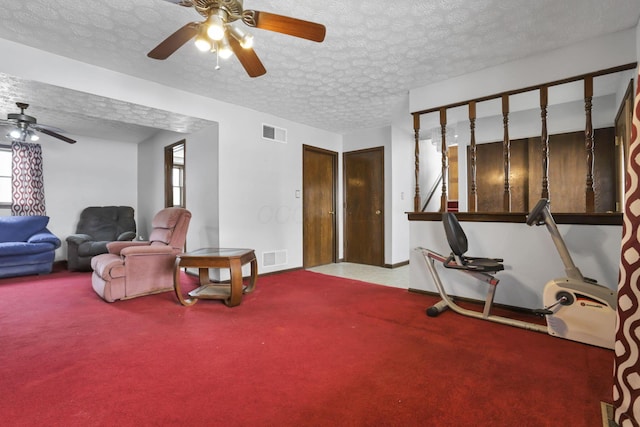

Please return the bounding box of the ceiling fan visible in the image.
[148,0,326,77]
[0,103,76,144]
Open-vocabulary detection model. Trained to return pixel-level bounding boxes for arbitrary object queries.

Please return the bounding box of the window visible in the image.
[0,145,11,207]
[164,140,185,208]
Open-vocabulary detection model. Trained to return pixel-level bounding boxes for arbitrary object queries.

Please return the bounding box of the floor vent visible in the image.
[263,250,287,267]
[262,124,287,143]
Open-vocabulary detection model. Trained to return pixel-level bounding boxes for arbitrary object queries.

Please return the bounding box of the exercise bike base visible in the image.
[426,300,449,317]
[418,247,615,349]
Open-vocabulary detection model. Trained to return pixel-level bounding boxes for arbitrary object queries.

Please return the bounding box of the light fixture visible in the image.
[194,26,212,52]
[6,126,40,142]
[228,24,254,49]
[206,12,226,41]
[192,9,252,71]
[217,36,233,59]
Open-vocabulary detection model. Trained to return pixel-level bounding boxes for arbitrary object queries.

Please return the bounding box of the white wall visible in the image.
[137,125,220,249]
[43,134,137,260]
[410,28,637,114]
[390,94,416,265]
[217,111,341,276]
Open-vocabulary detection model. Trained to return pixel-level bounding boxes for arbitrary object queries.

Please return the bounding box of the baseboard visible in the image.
[384,260,409,269]
[335,259,409,269]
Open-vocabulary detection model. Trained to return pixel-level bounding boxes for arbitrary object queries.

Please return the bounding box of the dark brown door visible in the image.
[303,145,337,268]
[344,147,384,266]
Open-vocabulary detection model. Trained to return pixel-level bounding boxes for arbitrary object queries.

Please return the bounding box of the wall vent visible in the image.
[262,124,287,143]
[262,250,287,267]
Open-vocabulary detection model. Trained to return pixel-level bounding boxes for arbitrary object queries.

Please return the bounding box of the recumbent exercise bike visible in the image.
[417,198,617,349]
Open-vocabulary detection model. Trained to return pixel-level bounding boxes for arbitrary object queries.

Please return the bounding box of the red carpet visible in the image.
[0,268,612,426]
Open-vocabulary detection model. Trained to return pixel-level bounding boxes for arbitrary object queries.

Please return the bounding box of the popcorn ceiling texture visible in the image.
[0,0,638,141]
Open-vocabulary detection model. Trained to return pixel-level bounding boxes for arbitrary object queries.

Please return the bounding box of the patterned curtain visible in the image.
[11,141,46,216]
[615,69,640,427]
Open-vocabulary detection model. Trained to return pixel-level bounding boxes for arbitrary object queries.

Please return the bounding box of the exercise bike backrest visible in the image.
[526,198,584,282]
[443,212,468,257]
[442,212,504,272]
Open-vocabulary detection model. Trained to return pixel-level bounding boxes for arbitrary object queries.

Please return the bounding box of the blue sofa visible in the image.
[0,215,61,279]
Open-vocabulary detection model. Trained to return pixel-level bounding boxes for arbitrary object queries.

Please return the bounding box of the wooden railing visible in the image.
[411,62,637,213]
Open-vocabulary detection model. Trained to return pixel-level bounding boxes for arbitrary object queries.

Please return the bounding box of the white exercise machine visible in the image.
[418,198,617,349]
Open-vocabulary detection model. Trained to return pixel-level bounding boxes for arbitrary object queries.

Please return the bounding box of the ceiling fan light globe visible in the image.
[9,129,21,139]
[29,133,39,142]
[240,33,253,49]
[218,44,233,59]
[217,35,234,59]
[194,36,212,52]
[228,24,253,49]
[206,15,225,41]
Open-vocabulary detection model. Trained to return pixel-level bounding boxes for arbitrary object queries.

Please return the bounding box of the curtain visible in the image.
[11,141,46,216]
[615,69,640,427]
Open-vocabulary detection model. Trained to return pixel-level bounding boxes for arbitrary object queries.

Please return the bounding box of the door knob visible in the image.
[329,211,335,215]
[375,210,381,215]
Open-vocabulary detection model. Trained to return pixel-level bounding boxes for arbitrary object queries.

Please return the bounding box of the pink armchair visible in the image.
[91,207,191,302]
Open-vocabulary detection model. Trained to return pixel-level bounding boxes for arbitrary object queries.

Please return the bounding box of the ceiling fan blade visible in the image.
[162,0,193,6]
[33,123,65,134]
[244,11,326,42]
[228,37,266,78]
[148,22,199,60]
[34,126,76,144]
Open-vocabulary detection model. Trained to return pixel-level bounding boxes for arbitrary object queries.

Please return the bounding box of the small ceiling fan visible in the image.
[0,103,76,144]
[148,0,326,77]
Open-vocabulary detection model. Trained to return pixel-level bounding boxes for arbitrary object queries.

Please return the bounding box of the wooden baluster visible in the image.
[413,113,421,212]
[502,94,511,212]
[540,85,550,200]
[440,108,448,212]
[584,75,595,212]
[469,101,477,212]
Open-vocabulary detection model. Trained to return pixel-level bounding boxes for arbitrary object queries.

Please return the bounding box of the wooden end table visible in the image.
[174,248,257,307]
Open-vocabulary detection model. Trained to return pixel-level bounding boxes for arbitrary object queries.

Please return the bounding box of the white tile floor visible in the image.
[307,262,410,289]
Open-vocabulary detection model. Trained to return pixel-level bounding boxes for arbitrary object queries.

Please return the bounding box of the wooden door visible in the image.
[303,145,337,268]
[344,147,384,266]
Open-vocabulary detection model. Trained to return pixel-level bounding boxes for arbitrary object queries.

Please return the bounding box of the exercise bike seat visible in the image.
[442,212,504,273]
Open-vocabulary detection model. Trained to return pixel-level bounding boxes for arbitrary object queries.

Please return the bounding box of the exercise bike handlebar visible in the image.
[526,198,584,282]
[526,198,548,226]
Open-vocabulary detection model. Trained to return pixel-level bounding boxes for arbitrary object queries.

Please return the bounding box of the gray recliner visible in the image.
[66,206,136,271]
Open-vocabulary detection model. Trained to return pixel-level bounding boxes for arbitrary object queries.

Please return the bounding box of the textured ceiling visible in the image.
[0,0,638,143]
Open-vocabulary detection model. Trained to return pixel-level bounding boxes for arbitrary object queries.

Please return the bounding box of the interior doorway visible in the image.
[344,147,384,266]
[303,145,338,268]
